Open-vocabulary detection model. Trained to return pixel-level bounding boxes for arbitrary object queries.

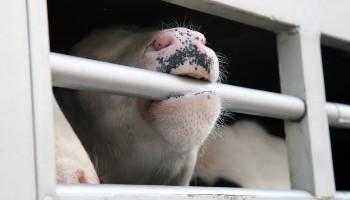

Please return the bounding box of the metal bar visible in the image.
[50,53,350,130]
[0,0,37,200]
[326,103,350,129]
[277,28,335,196]
[26,0,56,199]
[56,185,313,200]
[336,192,350,200]
[165,0,350,48]
[50,52,305,120]
[163,0,296,32]
[322,34,350,53]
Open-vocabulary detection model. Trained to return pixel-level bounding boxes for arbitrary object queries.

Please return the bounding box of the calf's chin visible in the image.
[142,92,221,149]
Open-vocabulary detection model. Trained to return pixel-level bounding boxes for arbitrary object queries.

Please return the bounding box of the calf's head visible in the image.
[69,27,222,184]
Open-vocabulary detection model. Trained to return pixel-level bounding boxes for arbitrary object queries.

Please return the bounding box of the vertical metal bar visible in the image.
[0,0,37,200]
[277,28,335,196]
[26,0,56,199]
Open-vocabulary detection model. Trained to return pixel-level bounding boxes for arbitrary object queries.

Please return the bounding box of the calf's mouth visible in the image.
[146,66,214,109]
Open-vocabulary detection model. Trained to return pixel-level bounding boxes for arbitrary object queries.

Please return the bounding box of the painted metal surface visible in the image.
[0,0,55,199]
[336,192,350,200]
[164,0,297,32]
[56,185,313,200]
[321,0,350,51]
[0,0,37,200]
[26,0,56,199]
[277,29,335,196]
[327,103,350,129]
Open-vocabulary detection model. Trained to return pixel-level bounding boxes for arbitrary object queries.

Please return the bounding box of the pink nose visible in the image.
[144,28,216,82]
[152,32,175,51]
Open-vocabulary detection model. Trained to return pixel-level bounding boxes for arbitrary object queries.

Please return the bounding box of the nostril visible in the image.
[201,38,206,45]
[194,36,206,46]
[152,33,175,51]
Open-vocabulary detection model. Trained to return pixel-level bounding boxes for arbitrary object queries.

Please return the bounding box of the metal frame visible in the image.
[277,29,335,195]
[2,0,350,199]
[0,0,37,199]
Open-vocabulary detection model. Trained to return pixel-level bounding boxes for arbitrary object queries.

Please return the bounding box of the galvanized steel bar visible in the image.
[50,52,305,120]
[56,185,313,200]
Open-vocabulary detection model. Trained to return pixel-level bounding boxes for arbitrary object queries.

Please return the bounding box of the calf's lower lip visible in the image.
[146,91,215,111]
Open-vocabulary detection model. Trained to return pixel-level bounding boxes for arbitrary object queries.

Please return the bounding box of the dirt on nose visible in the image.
[155,43,213,75]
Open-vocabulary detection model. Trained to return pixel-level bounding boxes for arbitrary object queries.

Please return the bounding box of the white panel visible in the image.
[26,0,56,198]
[0,0,37,200]
[321,0,350,47]
[277,29,335,195]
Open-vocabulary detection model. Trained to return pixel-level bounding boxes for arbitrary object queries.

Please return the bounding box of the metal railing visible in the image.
[51,53,350,129]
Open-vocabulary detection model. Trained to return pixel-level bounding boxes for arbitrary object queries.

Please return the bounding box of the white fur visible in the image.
[196,120,290,189]
[54,98,99,184]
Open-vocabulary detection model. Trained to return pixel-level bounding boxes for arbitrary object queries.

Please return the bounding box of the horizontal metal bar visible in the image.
[50,53,305,120]
[163,0,296,32]
[326,103,350,129]
[50,53,350,129]
[336,192,350,200]
[56,185,313,200]
[165,0,350,49]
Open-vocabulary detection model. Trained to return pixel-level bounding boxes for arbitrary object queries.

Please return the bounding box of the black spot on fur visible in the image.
[156,44,212,74]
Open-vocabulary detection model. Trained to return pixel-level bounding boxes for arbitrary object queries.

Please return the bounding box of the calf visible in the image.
[54,27,222,185]
[54,99,99,184]
[194,120,290,189]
